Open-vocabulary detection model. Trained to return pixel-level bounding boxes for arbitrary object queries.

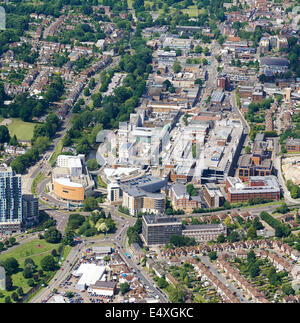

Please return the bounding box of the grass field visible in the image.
[7,118,36,141]
[48,137,63,165]
[182,5,200,17]
[0,239,58,268]
[0,239,70,302]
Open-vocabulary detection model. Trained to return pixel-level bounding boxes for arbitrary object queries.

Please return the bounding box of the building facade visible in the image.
[203,183,225,208]
[226,176,281,203]
[0,167,22,234]
[142,214,182,246]
[22,194,39,227]
[182,224,227,242]
[170,182,200,211]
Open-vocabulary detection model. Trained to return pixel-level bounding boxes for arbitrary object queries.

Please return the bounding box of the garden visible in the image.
[231,251,295,302]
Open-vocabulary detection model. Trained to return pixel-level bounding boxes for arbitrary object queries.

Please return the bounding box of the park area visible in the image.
[6,118,36,141]
[0,118,36,142]
[0,238,71,303]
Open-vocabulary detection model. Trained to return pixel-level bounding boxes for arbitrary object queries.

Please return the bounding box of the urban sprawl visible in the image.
[0,0,300,305]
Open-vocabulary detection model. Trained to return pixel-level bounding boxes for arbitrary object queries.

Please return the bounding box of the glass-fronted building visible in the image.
[0,167,22,234]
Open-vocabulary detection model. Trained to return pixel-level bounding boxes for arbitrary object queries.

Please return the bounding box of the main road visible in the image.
[30,205,168,303]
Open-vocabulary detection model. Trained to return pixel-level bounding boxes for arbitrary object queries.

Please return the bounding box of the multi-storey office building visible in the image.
[226,176,280,203]
[142,214,182,246]
[0,167,22,234]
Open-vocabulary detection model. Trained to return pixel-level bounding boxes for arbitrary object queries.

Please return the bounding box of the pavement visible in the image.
[199,255,248,302]
[29,204,170,303]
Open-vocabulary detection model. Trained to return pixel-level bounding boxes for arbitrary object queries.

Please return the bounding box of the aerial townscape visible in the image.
[0,0,300,306]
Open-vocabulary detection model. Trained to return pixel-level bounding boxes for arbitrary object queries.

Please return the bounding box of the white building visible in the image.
[73,263,106,291]
[56,154,85,177]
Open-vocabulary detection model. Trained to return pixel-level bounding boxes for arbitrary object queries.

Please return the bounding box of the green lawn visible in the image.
[31,172,45,195]
[7,118,36,141]
[48,137,64,165]
[97,175,107,188]
[0,239,58,267]
[182,5,200,17]
[0,239,69,302]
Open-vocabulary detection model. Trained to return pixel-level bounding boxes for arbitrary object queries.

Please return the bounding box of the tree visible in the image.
[67,213,85,230]
[11,292,18,302]
[17,287,24,297]
[227,231,240,243]
[208,251,218,261]
[62,230,75,246]
[87,158,99,171]
[247,250,256,263]
[9,134,18,146]
[253,217,264,230]
[5,275,13,291]
[40,255,56,272]
[83,197,98,212]
[2,257,19,275]
[195,45,202,54]
[247,226,257,240]
[168,285,185,303]
[8,237,16,246]
[282,284,295,296]
[65,291,74,298]
[290,185,300,199]
[195,78,203,86]
[23,266,34,279]
[27,279,35,287]
[203,47,210,56]
[103,255,110,262]
[244,146,251,154]
[173,60,181,73]
[276,203,290,214]
[0,125,10,143]
[44,227,62,244]
[157,277,169,289]
[216,233,226,243]
[186,184,198,196]
[120,282,130,294]
[84,87,90,96]
[248,263,260,278]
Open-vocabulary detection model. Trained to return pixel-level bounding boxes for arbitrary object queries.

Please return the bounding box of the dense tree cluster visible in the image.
[10,113,60,174]
[127,218,142,246]
[44,227,62,244]
[168,234,196,247]
[260,212,291,238]
[286,180,300,199]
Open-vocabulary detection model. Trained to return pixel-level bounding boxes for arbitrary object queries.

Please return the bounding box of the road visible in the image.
[30,204,168,303]
[22,56,122,208]
[199,255,247,303]
[22,113,73,196]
